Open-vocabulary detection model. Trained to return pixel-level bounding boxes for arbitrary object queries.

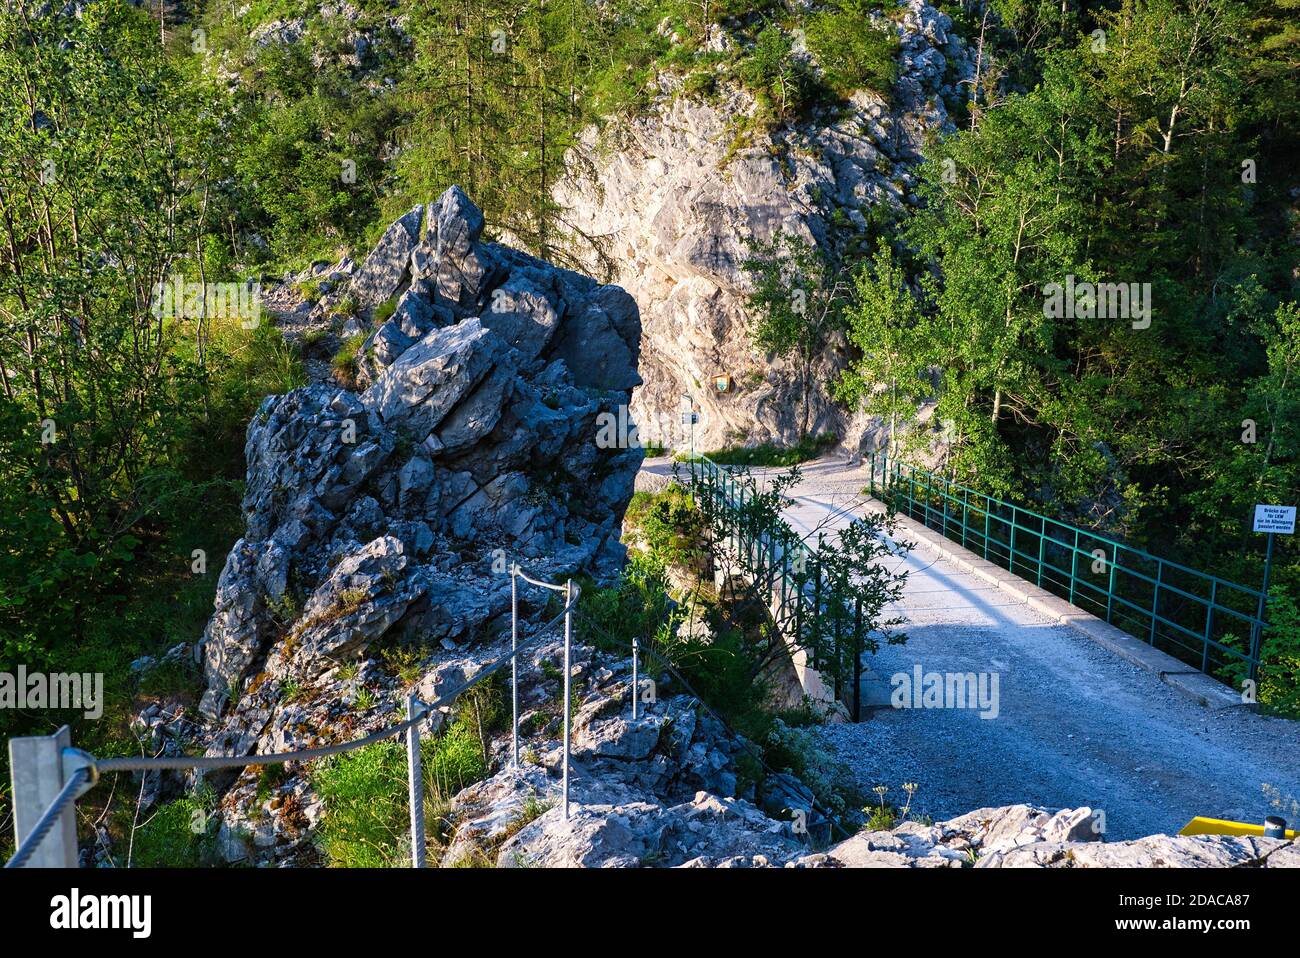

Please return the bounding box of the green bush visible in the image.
[805,2,899,97]
[623,484,708,575]
[737,26,816,122]
[1258,588,1300,717]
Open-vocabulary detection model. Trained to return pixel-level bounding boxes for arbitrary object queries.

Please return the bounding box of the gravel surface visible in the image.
[641,455,1300,840]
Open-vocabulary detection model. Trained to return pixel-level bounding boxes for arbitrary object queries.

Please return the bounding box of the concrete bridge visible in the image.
[639,455,1300,840]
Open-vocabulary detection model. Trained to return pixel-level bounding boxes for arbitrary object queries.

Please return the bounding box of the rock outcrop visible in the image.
[791,804,1300,869]
[554,0,975,453]
[190,186,648,862]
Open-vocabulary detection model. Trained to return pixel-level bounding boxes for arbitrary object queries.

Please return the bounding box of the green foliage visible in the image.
[1257,589,1300,717]
[331,333,367,388]
[837,241,933,458]
[130,785,218,868]
[805,1,899,97]
[372,296,399,324]
[623,485,708,576]
[313,693,493,867]
[314,739,412,868]
[762,718,862,816]
[701,433,838,467]
[737,26,816,122]
[742,233,852,436]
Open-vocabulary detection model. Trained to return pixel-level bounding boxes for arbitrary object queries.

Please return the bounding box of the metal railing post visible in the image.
[631,636,639,721]
[406,693,426,869]
[1069,529,1079,604]
[1009,507,1018,574]
[853,598,863,723]
[1106,545,1118,623]
[1202,581,1216,673]
[562,578,573,820]
[511,565,519,767]
[8,725,79,868]
[1149,560,1163,645]
[813,535,824,670]
[1037,520,1046,587]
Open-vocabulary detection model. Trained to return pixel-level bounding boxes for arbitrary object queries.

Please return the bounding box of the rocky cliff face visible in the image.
[182,187,662,862]
[554,0,973,452]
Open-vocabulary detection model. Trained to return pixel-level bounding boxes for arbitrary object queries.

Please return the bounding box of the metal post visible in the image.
[631,636,639,720]
[562,579,573,820]
[813,535,824,670]
[983,502,991,560]
[1009,507,1018,575]
[1037,521,1046,587]
[511,565,519,768]
[9,725,79,868]
[1249,533,1275,683]
[1069,529,1079,604]
[406,693,426,868]
[833,595,843,701]
[853,598,863,723]
[942,477,949,538]
[1202,580,1216,673]
[1106,545,1118,623]
[1149,559,1163,645]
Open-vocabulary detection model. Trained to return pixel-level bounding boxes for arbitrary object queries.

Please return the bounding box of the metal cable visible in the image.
[5,767,90,869]
[88,586,580,775]
[5,579,583,869]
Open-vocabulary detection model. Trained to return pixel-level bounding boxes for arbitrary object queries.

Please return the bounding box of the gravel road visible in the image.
[641,456,1300,840]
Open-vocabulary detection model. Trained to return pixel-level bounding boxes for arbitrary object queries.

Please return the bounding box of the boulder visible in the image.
[350,205,423,311]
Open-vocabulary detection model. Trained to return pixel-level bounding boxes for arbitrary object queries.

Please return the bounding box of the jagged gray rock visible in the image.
[194,187,646,861]
[350,204,423,311]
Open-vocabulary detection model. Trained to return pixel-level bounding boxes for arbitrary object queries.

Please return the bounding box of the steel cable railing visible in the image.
[5,575,581,869]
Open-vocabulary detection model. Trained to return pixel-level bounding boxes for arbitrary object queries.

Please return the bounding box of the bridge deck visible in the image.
[640,456,1300,840]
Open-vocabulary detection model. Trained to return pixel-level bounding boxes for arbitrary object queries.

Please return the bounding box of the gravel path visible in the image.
[641,456,1300,840]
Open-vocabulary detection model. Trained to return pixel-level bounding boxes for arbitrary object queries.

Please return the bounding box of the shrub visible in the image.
[1258,588,1300,717]
[805,2,899,98]
[737,26,815,122]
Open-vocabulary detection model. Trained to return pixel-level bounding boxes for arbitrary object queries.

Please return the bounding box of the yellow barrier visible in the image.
[1179,816,1297,840]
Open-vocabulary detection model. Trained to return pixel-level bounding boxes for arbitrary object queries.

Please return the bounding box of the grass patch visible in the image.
[692,432,838,467]
[331,332,367,388]
[313,679,502,867]
[128,784,219,868]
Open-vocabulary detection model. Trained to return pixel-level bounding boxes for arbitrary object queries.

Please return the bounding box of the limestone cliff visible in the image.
[554,0,973,453]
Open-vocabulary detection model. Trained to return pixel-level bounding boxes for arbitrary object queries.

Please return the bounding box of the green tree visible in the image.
[742,232,851,439]
[837,241,933,459]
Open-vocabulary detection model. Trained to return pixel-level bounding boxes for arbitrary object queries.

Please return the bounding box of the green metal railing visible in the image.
[866,451,1268,682]
[688,455,868,720]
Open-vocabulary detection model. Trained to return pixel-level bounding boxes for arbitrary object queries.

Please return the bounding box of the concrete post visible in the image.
[9,725,78,868]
